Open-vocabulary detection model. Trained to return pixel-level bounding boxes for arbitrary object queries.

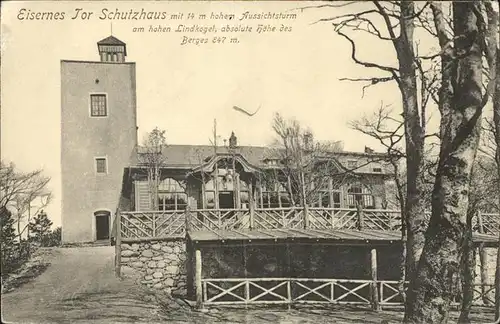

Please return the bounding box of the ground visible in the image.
[1,246,496,323]
[1,246,163,323]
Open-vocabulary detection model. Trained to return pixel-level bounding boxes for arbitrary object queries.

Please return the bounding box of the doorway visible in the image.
[95,211,110,240]
[218,191,235,209]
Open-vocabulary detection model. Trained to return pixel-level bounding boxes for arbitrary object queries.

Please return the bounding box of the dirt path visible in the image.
[1,246,163,324]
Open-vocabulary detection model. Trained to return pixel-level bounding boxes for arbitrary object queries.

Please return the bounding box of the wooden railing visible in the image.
[253,208,305,229]
[120,210,186,240]
[202,278,379,307]
[201,278,496,309]
[189,209,252,231]
[477,213,500,235]
[116,208,500,240]
[188,207,402,232]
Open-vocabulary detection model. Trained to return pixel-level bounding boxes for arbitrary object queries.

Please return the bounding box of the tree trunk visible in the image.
[300,171,309,229]
[394,162,408,302]
[491,3,500,319]
[479,244,490,305]
[493,21,500,324]
[404,3,484,323]
[394,6,427,310]
[495,231,500,321]
[393,2,427,287]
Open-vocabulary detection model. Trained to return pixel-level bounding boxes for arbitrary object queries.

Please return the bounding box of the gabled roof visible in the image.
[97,35,126,46]
[137,145,273,168]
[135,144,395,175]
[191,153,261,174]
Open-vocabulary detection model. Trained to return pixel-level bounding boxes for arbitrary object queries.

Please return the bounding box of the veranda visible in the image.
[112,205,499,310]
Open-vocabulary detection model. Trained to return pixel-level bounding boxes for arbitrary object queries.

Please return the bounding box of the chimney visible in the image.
[229,131,237,148]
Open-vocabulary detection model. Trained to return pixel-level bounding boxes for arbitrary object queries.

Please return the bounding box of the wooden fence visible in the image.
[201,277,495,309]
[116,208,500,240]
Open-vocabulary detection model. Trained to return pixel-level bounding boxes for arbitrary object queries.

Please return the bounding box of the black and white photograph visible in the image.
[1,1,500,323]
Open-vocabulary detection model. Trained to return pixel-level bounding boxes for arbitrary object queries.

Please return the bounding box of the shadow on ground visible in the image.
[2,249,53,294]
[156,304,496,324]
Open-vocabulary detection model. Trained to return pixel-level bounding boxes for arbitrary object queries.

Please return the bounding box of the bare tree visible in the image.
[269,113,344,223]
[488,0,500,318]
[0,161,52,241]
[351,102,442,302]
[315,1,434,288]
[406,2,496,322]
[351,103,408,301]
[138,127,167,211]
[459,158,497,321]
[458,116,500,320]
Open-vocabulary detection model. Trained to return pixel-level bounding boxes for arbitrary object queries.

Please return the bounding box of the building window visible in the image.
[347,184,375,209]
[373,167,383,173]
[158,178,187,211]
[347,160,357,170]
[95,158,107,174]
[313,179,341,208]
[203,168,234,209]
[260,180,291,208]
[90,94,107,117]
[239,179,250,208]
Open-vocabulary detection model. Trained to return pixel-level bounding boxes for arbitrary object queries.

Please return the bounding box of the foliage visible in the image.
[28,210,54,247]
[0,162,52,277]
[1,207,30,276]
[43,227,62,247]
[1,207,17,273]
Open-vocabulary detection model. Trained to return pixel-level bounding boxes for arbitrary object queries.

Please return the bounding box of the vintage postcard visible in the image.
[1,1,499,323]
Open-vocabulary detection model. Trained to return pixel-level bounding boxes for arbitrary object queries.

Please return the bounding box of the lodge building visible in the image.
[119,139,397,218]
[61,36,498,309]
[60,35,397,244]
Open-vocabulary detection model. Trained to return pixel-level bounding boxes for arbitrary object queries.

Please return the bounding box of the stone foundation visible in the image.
[120,239,187,297]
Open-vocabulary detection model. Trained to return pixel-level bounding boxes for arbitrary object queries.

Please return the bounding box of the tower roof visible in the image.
[97,35,127,57]
[97,35,126,46]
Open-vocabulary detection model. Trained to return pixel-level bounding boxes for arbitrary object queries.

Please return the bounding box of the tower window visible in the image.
[90,94,107,117]
[95,158,107,174]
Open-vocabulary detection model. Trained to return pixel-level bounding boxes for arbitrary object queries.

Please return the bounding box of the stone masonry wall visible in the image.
[120,239,187,297]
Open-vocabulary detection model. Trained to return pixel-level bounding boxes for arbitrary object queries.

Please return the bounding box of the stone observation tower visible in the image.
[60,35,138,243]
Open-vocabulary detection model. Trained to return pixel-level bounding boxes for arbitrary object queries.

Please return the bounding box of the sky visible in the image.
[1,1,410,227]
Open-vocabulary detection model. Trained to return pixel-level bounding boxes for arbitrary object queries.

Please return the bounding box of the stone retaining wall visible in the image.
[120,239,187,297]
